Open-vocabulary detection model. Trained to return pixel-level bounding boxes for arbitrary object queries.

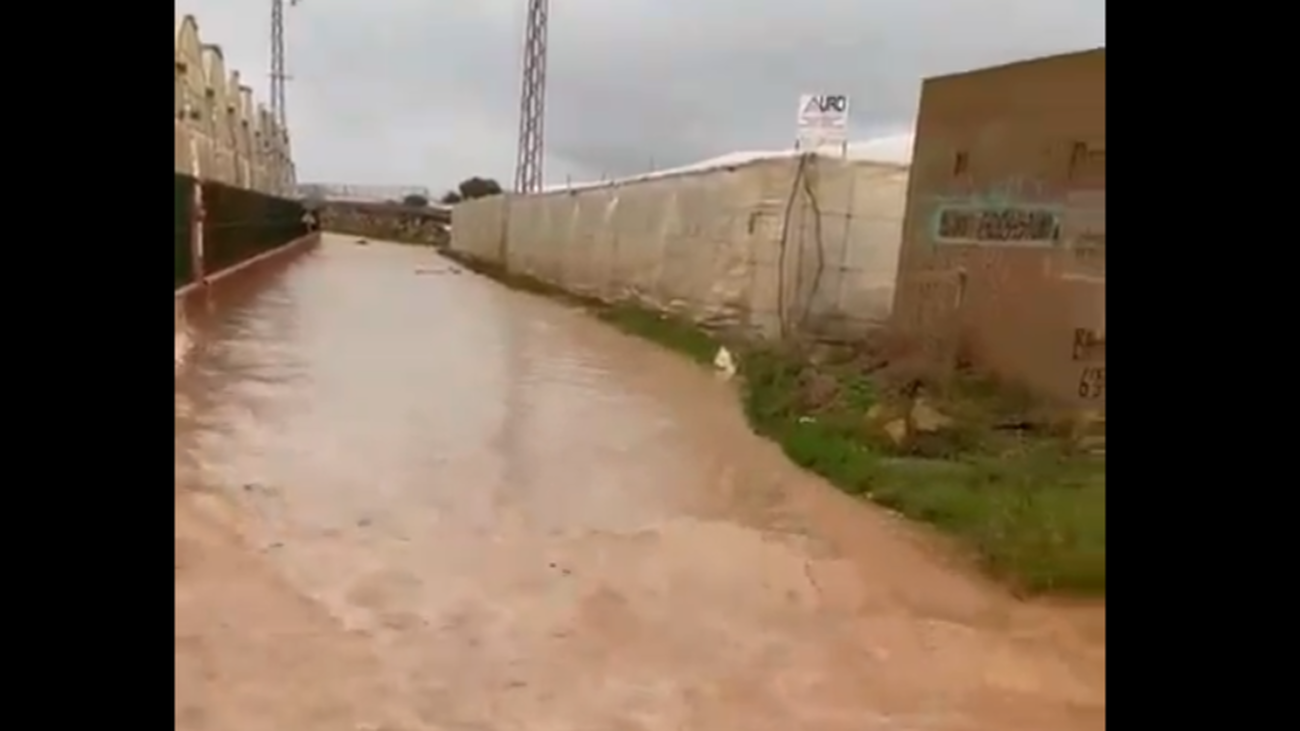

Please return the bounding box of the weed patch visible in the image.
[596,305,721,365]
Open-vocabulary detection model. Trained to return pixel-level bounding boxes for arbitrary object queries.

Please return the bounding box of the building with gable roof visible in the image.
[173,14,296,197]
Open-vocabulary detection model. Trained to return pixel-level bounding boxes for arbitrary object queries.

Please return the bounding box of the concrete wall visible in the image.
[174,15,296,196]
[452,154,909,341]
[892,48,1106,407]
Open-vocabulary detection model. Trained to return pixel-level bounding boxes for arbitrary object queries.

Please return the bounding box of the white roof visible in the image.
[544,133,914,194]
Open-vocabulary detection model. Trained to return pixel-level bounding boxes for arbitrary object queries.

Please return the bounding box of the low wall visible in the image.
[175,172,311,291]
[175,230,319,371]
[174,231,320,299]
[451,154,909,342]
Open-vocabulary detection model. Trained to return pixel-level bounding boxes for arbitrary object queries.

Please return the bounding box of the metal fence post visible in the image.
[191,177,206,285]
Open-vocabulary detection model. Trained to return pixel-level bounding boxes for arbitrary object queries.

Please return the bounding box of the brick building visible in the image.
[891,48,1105,406]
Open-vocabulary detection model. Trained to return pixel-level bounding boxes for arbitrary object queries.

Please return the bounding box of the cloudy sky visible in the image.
[176,0,1105,191]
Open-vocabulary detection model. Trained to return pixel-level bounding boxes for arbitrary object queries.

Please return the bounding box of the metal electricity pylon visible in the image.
[270,0,301,130]
[514,0,549,194]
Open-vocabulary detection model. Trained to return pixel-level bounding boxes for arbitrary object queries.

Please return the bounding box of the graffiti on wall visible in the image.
[1072,327,1105,361]
[1072,327,1106,400]
[1077,366,1105,400]
[1062,190,1106,279]
[930,180,1063,247]
[934,206,1061,245]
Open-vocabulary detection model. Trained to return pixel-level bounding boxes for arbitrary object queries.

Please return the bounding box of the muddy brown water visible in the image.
[174,234,1104,731]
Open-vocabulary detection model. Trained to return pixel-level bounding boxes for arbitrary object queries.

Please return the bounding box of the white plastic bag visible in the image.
[713,346,737,380]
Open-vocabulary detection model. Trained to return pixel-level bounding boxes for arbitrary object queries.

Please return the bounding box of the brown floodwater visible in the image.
[174,234,1104,731]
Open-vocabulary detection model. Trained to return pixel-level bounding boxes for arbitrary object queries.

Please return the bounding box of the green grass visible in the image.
[596,305,722,365]
[741,350,1105,596]
[442,251,1106,596]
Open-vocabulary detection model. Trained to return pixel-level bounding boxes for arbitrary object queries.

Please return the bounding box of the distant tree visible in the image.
[457,177,504,201]
[401,193,430,207]
[440,190,463,205]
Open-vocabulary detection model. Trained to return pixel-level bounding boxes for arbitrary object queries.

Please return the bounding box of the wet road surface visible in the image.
[174,234,1105,731]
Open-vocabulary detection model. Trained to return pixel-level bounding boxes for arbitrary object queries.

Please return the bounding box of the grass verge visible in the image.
[443,250,1105,597]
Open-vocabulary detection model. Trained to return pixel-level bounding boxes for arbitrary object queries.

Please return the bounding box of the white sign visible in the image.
[796,94,850,150]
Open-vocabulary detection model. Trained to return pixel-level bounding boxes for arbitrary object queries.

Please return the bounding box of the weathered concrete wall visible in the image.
[316,201,451,247]
[174,15,295,197]
[892,48,1105,407]
[452,155,909,341]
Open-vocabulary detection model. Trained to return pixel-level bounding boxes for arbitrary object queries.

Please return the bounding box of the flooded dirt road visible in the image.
[174,234,1104,731]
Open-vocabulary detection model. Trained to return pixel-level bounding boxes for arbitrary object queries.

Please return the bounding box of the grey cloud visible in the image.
[177,0,1104,188]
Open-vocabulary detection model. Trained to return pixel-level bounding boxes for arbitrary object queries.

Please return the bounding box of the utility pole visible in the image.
[270,0,301,196]
[270,0,300,131]
[514,0,549,194]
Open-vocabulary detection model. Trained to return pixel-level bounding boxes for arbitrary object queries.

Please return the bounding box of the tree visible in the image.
[401,193,430,207]
[440,190,463,205]
[457,177,503,201]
